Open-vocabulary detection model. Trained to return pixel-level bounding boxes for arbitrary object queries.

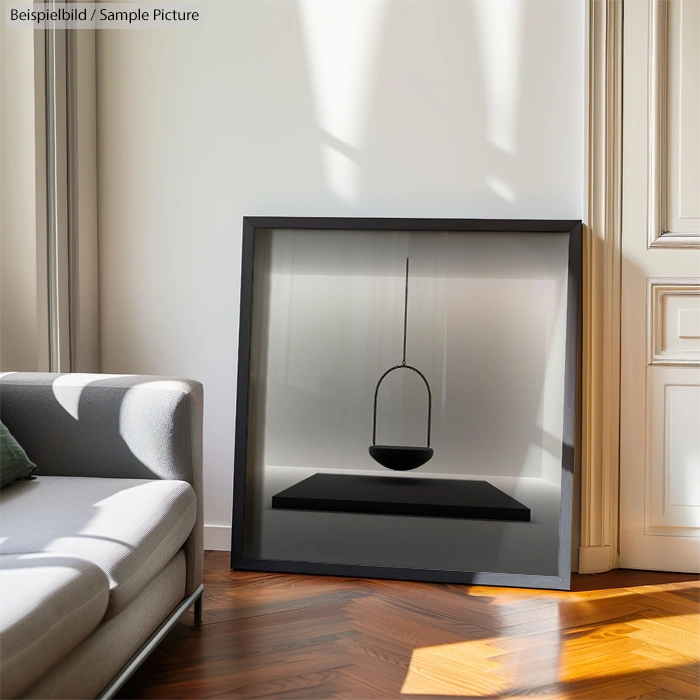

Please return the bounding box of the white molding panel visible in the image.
[646,368,700,535]
[647,278,700,365]
[648,0,700,247]
[647,0,668,246]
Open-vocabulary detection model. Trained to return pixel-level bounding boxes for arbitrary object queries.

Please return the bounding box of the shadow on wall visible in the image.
[302,0,580,213]
[110,0,582,233]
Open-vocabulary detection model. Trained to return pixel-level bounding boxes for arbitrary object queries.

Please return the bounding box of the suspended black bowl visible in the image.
[369,445,434,471]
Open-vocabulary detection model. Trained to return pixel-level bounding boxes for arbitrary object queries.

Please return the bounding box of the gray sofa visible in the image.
[0,373,204,699]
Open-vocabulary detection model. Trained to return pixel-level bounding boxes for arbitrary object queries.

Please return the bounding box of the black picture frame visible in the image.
[231,217,582,590]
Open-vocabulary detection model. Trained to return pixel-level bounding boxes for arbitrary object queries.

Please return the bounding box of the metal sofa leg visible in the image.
[194,590,204,623]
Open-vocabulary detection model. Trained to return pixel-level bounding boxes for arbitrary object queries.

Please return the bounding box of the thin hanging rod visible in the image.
[371,256,433,449]
[402,257,409,365]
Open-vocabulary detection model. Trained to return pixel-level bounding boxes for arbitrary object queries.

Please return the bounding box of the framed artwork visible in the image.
[231,217,581,590]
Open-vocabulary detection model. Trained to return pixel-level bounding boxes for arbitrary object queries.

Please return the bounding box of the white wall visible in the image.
[97,0,585,549]
[0,22,39,372]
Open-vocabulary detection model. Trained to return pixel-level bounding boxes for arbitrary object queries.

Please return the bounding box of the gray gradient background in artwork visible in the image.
[244,229,569,576]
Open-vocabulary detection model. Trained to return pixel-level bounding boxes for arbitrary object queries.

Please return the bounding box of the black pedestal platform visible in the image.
[272,473,531,521]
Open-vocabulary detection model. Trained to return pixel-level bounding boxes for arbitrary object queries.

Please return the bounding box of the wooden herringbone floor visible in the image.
[117,552,699,699]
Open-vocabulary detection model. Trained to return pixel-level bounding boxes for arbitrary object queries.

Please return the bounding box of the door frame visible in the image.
[33,7,100,372]
[579,0,623,573]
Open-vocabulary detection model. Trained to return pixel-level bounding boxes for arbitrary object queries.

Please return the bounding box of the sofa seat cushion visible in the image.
[0,476,196,619]
[0,553,110,698]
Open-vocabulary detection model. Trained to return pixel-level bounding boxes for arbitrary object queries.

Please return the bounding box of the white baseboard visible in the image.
[204,524,232,551]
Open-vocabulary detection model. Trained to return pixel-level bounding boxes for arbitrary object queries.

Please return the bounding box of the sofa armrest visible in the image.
[0,372,204,596]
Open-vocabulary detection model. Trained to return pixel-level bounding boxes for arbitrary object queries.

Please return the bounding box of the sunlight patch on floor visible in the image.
[400,613,700,697]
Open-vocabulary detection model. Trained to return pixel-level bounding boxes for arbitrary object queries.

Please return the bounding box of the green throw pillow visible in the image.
[0,421,37,488]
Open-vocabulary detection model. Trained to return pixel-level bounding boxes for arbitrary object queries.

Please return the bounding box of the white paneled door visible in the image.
[620,0,700,572]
